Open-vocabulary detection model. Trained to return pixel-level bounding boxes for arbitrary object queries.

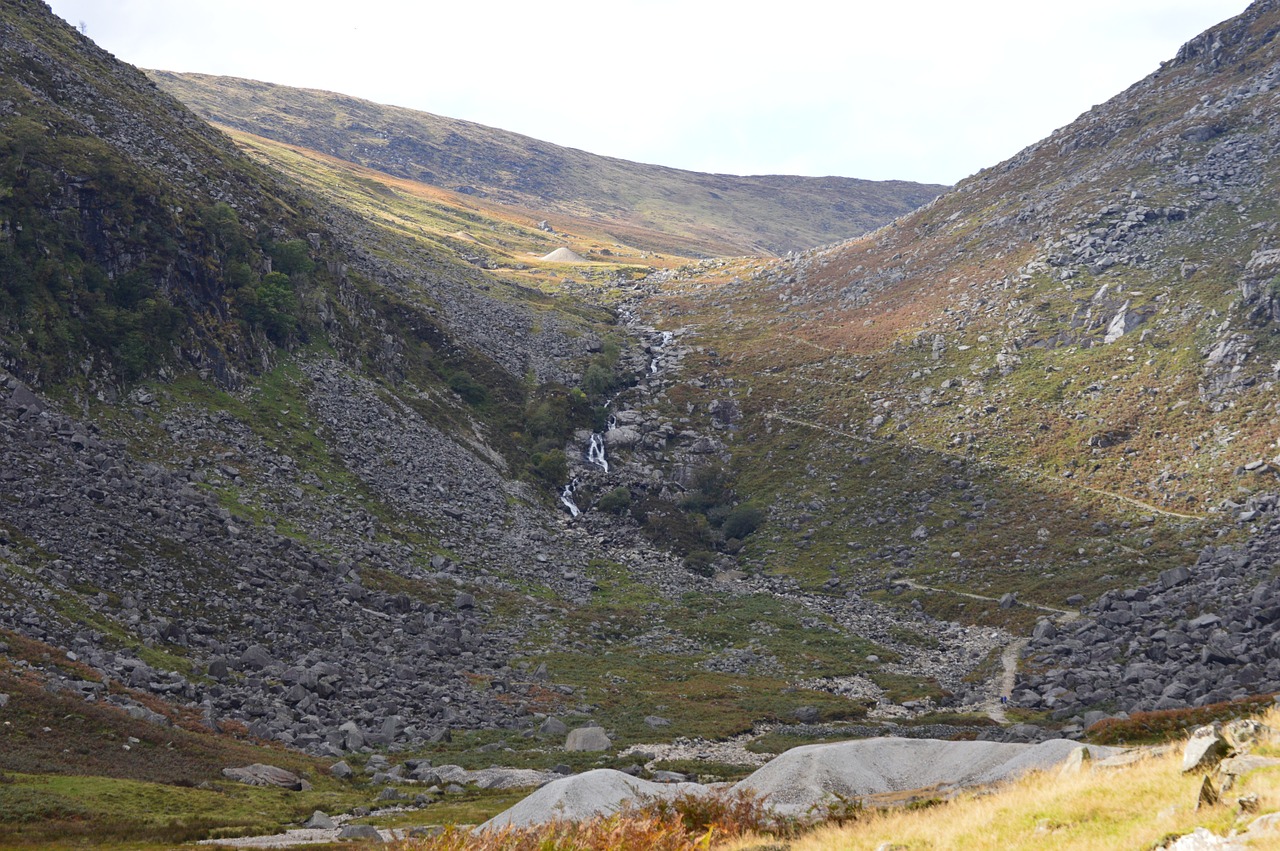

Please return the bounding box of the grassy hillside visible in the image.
[721,708,1280,850]
[222,127,690,295]
[147,71,946,257]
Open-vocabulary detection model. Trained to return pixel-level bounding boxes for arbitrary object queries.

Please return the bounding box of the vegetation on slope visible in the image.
[148,70,947,257]
[634,1,1280,626]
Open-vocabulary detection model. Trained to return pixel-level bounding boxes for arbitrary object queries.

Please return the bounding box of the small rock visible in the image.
[338,824,383,841]
[564,726,610,752]
[1058,745,1091,776]
[1196,774,1220,810]
[1183,725,1230,773]
[539,716,568,736]
[303,811,335,829]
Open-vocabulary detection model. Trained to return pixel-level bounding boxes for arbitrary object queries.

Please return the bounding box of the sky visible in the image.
[47,1,1250,186]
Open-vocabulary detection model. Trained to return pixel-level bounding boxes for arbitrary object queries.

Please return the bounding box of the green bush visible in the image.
[530,450,568,487]
[269,239,315,277]
[446,370,489,406]
[679,465,733,516]
[581,362,615,398]
[684,550,716,577]
[596,487,632,514]
[723,504,766,540]
[254,271,297,342]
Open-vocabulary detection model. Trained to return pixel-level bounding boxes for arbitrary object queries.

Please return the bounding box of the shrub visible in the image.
[684,550,716,577]
[581,362,615,398]
[1086,695,1274,745]
[239,271,298,342]
[529,451,568,487]
[807,791,864,826]
[268,239,315,277]
[645,787,791,840]
[722,504,766,540]
[405,813,702,851]
[679,465,733,516]
[446,370,489,406]
[596,486,631,514]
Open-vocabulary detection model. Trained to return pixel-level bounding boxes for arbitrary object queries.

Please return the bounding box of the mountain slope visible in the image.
[639,0,1280,717]
[146,71,946,257]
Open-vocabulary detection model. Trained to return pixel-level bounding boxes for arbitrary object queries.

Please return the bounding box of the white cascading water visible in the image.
[649,330,674,374]
[586,432,608,472]
[560,480,581,517]
[558,328,673,511]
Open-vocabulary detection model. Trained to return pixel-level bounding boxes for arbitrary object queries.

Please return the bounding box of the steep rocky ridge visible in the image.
[147,71,946,257]
[638,0,1280,727]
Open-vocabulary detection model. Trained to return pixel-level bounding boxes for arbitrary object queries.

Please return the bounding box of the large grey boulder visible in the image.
[7,383,42,413]
[565,725,611,752]
[479,769,707,831]
[338,824,383,841]
[222,764,310,791]
[238,644,275,671]
[303,811,335,829]
[338,720,366,751]
[733,737,1120,815]
[604,426,642,449]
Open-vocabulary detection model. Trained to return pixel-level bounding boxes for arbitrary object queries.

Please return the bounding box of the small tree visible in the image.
[255,271,296,341]
[722,504,766,541]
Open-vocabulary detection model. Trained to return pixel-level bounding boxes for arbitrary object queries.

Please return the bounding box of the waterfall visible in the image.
[560,480,581,517]
[586,432,608,472]
[606,413,618,431]
[649,330,674,374]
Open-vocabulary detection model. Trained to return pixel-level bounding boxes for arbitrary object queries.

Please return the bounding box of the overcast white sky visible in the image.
[48,1,1248,185]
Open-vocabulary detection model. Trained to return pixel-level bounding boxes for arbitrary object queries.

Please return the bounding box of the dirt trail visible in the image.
[762,411,1206,520]
[890,578,1080,723]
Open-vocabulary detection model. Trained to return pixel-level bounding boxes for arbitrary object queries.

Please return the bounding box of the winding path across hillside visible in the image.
[890,578,1080,723]
[763,411,1205,520]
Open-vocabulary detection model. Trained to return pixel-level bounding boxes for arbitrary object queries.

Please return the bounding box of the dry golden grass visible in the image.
[718,710,1280,851]
[391,712,1280,851]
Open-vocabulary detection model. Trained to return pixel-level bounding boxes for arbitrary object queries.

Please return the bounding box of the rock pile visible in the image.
[1018,518,1280,719]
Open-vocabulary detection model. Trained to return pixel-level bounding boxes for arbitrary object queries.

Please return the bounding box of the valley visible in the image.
[5,0,1280,846]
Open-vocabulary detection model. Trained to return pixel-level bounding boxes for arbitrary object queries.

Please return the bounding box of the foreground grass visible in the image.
[721,723,1280,850]
[394,707,1280,851]
[0,772,366,848]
